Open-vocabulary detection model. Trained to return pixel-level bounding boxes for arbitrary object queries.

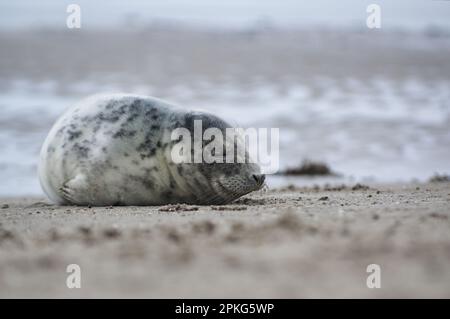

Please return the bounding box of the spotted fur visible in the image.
[38,94,264,206]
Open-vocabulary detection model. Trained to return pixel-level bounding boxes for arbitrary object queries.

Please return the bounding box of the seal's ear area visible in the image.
[184,111,232,131]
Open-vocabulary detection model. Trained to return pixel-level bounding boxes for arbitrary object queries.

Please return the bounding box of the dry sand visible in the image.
[0,182,449,298]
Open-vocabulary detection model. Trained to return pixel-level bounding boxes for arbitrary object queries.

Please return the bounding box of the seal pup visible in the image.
[38,94,265,206]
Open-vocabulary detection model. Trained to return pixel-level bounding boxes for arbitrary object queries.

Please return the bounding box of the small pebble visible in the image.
[103,227,121,238]
[78,226,92,235]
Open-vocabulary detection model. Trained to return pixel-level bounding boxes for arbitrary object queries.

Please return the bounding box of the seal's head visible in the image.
[200,162,265,204]
[175,162,265,205]
[169,110,266,205]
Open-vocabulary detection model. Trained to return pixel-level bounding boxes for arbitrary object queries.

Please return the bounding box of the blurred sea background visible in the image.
[0,0,449,196]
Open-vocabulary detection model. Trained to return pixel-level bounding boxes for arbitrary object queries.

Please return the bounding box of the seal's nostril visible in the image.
[253,174,265,185]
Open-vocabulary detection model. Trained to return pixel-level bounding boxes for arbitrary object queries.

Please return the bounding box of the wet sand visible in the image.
[1,182,449,298]
[1,28,450,92]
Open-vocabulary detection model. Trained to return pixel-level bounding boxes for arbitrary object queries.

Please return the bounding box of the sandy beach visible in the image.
[1,3,450,299]
[1,181,449,298]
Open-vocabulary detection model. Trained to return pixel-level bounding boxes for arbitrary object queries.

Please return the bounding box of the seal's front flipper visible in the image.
[59,174,90,205]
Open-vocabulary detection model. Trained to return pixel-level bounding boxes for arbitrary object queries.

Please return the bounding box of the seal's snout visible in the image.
[252,174,266,187]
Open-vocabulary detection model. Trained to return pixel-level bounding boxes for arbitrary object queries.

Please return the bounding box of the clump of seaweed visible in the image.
[429,173,450,183]
[159,204,199,212]
[280,160,337,176]
[351,183,371,191]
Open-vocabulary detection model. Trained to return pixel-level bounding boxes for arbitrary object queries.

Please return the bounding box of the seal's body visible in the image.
[38,94,264,206]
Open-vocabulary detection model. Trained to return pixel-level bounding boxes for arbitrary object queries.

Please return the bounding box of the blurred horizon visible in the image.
[1,0,450,32]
